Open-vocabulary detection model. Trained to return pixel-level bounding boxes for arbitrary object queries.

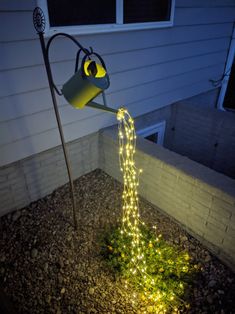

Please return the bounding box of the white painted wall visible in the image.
[0,0,235,166]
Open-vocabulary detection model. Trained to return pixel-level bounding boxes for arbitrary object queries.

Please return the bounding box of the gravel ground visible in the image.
[0,169,235,314]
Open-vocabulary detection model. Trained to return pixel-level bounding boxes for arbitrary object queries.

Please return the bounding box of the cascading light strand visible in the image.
[117,107,168,311]
[115,108,193,313]
[117,108,146,276]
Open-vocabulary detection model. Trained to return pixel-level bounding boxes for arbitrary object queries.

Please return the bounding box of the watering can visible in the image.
[62,54,110,109]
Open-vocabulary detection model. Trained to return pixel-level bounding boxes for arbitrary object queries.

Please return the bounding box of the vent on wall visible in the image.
[137,121,166,145]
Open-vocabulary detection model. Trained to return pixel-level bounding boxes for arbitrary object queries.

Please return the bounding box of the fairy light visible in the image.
[117,108,145,278]
[116,108,176,312]
[117,108,168,311]
[115,107,195,313]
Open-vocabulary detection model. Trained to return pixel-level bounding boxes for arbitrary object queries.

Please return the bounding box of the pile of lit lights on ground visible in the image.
[103,108,198,313]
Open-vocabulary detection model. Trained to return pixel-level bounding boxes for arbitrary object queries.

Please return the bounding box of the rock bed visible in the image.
[0,169,235,314]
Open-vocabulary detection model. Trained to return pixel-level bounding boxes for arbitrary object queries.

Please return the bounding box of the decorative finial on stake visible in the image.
[33,7,45,33]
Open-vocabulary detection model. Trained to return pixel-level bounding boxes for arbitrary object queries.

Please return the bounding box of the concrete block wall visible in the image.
[100,127,235,270]
[0,132,99,217]
[165,101,235,178]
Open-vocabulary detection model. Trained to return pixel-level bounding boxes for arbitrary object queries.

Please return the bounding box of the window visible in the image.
[37,0,175,35]
[137,121,166,146]
[124,0,172,24]
[47,1,116,27]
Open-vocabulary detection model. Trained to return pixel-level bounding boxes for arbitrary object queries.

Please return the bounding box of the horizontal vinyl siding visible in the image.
[0,23,232,70]
[0,37,230,97]
[0,0,235,166]
[177,0,235,7]
[0,64,224,144]
[175,7,235,25]
[0,1,35,11]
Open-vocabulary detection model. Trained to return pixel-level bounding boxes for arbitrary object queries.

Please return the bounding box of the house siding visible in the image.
[0,0,235,166]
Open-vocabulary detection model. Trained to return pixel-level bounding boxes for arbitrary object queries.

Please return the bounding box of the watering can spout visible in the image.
[87,101,118,114]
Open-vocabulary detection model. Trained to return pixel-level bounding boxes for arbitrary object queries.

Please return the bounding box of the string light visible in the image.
[117,108,170,312]
[117,108,145,277]
[114,108,196,313]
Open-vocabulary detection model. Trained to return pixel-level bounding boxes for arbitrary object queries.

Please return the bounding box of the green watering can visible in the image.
[62,54,110,109]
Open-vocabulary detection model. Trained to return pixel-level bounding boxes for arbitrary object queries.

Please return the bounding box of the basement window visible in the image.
[37,0,175,35]
[137,121,166,146]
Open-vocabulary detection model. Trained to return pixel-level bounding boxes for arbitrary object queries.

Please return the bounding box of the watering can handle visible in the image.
[81,52,108,78]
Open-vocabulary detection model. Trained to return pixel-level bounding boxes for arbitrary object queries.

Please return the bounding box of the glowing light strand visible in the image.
[116,108,193,313]
[117,108,146,276]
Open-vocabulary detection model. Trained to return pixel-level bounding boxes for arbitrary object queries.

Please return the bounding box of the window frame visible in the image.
[37,0,175,37]
[137,121,166,146]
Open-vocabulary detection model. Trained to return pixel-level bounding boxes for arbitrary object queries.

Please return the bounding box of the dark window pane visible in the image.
[124,0,171,24]
[47,0,116,26]
[223,59,235,110]
[145,133,158,143]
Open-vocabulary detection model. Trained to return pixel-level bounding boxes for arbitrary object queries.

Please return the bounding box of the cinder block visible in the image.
[212,197,234,217]
[29,191,43,202]
[204,222,225,245]
[173,204,190,219]
[0,186,11,198]
[177,176,194,190]
[0,200,15,216]
[160,171,177,189]
[173,190,192,206]
[0,179,11,190]
[12,197,28,210]
[191,198,210,217]
[11,181,27,194]
[177,171,196,185]
[1,197,14,208]
[10,178,27,191]
[220,192,235,205]
[153,191,187,218]
[34,175,64,197]
[140,173,162,189]
[222,234,235,255]
[187,213,207,236]
[190,202,210,220]
[206,214,228,232]
[174,179,193,201]
[195,180,221,197]
[22,161,42,176]
[226,215,235,234]
[0,192,12,205]
[0,165,19,177]
[6,166,23,179]
[56,159,67,168]
[192,187,213,208]
[38,148,60,162]
[0,174,8,184]
[40,154,61,167]
[25,165,58,183]
[13,189,29,203]
[24,170,45,186]
[226,225,235,238]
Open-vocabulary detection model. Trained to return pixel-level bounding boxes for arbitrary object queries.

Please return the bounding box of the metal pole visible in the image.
[38,32,78,230]
[33,8,117,231]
